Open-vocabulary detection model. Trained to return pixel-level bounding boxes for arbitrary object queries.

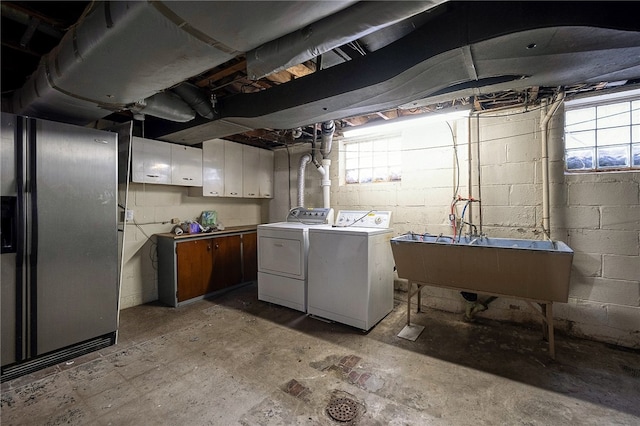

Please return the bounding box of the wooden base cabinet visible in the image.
[175,238,213,303]
[242,231,258,282]
[157,230,257,307]
[210,234,242,293]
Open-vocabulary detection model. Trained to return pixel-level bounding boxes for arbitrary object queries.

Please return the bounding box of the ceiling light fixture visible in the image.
[342,108,471,138]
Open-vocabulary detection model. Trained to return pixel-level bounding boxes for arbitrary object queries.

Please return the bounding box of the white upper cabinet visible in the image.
[171,144,202,187]
[242,145,260,198]
[194,139,274,198]
[258,148,274,198]
[223,140,243,197]
[132,136,202,186]
[200,138,225,196]
[131,136,171,184]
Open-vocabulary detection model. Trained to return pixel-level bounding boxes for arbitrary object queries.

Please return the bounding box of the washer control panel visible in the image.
[287,207,334,224]
[335,210,392,228]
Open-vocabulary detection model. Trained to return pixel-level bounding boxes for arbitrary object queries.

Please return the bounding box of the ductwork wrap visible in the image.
[246,1,445,79]
[11,1,235,124]
[9,1,355,125]
[297,154,312,207]
[129,92,195,123]
[171,82,215,120]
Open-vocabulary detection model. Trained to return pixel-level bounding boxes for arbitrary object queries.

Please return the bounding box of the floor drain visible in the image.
[327,397,359,422]
[621,364,640,378]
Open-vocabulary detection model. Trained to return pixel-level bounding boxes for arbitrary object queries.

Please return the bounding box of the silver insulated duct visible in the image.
[246,1,445,79]
[10,1,356,125]
[297,153,312,207]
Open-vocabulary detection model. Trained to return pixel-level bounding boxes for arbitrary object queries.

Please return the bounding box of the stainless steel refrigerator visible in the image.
[1,112,119,381]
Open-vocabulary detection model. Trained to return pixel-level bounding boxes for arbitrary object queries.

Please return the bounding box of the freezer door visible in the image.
[34,120,118,355]
[1,113,18,366]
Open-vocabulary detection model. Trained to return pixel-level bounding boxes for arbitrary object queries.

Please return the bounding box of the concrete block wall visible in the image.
[272,104,640,348]
[558,171,640,347]
[464,107,638,348]
[120,183,267,309]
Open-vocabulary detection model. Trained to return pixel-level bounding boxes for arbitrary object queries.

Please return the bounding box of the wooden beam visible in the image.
[286,63,314,78]
[196,60,247,87]
[265,70,294,84]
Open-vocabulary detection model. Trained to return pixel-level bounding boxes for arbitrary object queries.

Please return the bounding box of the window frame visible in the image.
[341,133,403,185]
[564,89,640,173]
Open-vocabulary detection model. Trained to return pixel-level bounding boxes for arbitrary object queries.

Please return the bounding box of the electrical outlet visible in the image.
[171,217,180,224]
[125,209,134,222]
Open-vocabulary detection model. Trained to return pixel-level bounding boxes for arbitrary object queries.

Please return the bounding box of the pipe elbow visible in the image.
[320,120,335,158]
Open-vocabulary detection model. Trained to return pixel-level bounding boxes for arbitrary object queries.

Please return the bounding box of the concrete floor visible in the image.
[2,283,639,425]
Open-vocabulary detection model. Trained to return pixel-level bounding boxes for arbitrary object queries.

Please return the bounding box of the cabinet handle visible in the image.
[146,174,160,178]
[248,193,255,196]
[182,177,193,180]
[207,245,211,251]
[274,243,283,248]
[230,192,238,195]
[209,191,218,195]
[215,244,219,249]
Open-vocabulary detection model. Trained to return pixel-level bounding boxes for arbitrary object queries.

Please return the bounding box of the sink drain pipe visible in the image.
[540,90,565,240]
[296,121,335,208]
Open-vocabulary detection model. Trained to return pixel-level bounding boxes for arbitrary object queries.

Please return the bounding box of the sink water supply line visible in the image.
[450,195,481,243]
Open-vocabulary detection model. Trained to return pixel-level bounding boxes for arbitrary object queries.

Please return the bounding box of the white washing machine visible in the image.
[307,211,394,330]
[257,207,333,312]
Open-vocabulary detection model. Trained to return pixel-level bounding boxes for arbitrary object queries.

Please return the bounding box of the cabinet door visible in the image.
[223,142,243,197]
[131,136,171,184]
[243,145,260,198]
[202,138,225,196]
[209,235,242,291]
[176,239,213,302]
[258,149,274,198]
[171,145,203,186]
[242,232,258,282]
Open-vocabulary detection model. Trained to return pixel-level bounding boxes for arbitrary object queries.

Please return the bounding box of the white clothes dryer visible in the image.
[257,207,333,312]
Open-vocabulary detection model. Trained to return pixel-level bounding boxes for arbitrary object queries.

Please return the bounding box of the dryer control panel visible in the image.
[286,207,334,224]
[334,210,392,228]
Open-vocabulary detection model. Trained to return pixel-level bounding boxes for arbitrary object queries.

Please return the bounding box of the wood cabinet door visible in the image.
[209,235,242,292]
[242,232,258,282]
[176,239,213,302]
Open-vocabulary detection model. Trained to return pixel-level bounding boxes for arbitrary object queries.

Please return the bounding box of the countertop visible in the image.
[155,225,258,240]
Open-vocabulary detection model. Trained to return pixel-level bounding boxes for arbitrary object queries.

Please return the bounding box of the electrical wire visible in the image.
[447,120,461,238]
[131,217,158,270]
[334,210,374,227]
[447,121,460,200]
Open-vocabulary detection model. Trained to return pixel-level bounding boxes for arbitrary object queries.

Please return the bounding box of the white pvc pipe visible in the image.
[540,91,565,240]
[320,159,331,209]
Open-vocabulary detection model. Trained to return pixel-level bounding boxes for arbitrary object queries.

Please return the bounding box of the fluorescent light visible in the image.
[342,109,471,138]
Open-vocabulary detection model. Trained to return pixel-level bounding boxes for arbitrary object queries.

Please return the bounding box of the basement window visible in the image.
[564,89,640,172]
[343,135,402,184]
